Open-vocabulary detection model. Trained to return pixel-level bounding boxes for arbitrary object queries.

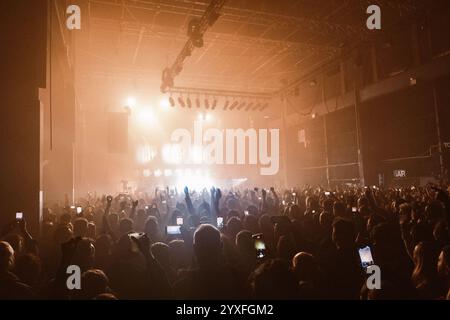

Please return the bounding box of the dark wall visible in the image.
[0,0,47,234]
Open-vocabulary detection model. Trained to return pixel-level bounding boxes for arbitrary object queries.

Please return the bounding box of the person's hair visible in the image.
[93,293,117,300]
[1,233,24,254]
[248,259,298,299]
[73,218,89,238]
[332,218,355,248]
[151,242,170,267]
[235,230,253,253]
[333,201,346,217]
[193,224,221,267]
[292,252,318,283]
[119,218,133,235]
[80,269,110,299]
[14,253,41,287]
[0,241,14,271]
[411,241,439,288]
[72,238,95,271]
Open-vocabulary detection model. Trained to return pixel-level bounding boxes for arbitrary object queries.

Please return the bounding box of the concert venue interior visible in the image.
[0,0,450,302]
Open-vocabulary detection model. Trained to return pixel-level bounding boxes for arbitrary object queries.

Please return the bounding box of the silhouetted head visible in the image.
[79,269,110,299]
[93,293,117,300]
[292,252,318,283]
[151,242,170,268]
[0,241,14,272]
[72,238,95,271]
[119,218,133,235]
[168,239,188,269]
[333,201,346,218]
[412,241,439,287]
[60,213,72,225]
[54,224,73,244]
[243,214,259,234]
[235,230,254,254]
[1,233,24,254]
[87,223,96,239]
[193,224,222,268]
[14,253,41,287]
[226,217,242,240]
[319,211,333,231]
[277,235,296,261]
[332,218,355,249]
[249,259,298,299]
[73,218,89,238]
[144,216,159,237]
[438,245,450,281]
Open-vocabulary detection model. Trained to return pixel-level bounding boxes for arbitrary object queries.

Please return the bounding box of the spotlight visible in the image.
[160,98,170,109]
[178,96,186,108]
[205,98,210,109]
[311,113,316,119]
[187,97,192,108]
[164,169,173,177]
[126,97,137,108]
[245,102,254,111]
[229,100,239,110]
[237,101,246,110]
[259,102,269,111]
[223,100,230,110]
[169,96,175,107]
[196,97,201,108]
[252,102,261,111]
[154,169,162,177]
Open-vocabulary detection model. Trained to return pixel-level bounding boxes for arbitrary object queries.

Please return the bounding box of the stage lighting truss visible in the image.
[166,87,272,113]
[160,0,227,93]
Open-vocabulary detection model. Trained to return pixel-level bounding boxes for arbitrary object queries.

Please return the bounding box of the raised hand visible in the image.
[130,234,150,256]
[184,186,189,196]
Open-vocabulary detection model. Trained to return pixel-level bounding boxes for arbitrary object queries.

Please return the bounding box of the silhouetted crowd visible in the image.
[1,184,450,300]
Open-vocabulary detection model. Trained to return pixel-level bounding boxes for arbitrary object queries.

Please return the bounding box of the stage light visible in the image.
[311,113,316,119]
[137,145,157,164]
[143,169,151,177]
[229,100,239,110]
[205,98,210,109]
[169,96,175,107]
[187,97,192,108]
[237,101,246,110]
[190,145,203,164]
[126,97,137,108]
[259,102,269,111]
[137,107,157,125]
[154,169,162,177]
[252,102,261,111]
[196,97,201,108]
[178,96,186,107]
[164,169,173,177]
[198,113,206,121]
[160,97,170,109]
[162,144,183,164]
[205,113,213,121]
[223,100,230,110]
